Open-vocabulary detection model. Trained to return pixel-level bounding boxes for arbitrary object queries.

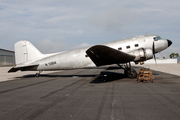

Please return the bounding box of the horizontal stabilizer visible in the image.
[8,64,39,73]
[86,45,135,66]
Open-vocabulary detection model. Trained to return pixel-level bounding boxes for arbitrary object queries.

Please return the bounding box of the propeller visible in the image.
[152,41,157,65]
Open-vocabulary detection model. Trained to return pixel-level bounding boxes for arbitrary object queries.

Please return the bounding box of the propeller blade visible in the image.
[152,41,157,65]
[152,41,155,54]
[153,54,157,65]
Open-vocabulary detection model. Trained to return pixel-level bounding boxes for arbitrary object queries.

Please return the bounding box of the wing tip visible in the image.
[8,67,19,73]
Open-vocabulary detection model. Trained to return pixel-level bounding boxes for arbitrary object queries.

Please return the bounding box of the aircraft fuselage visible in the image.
[31,35,171,71]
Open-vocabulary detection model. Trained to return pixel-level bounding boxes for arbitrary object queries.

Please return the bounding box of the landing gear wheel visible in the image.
[124,69,137,79]
[35,73,39,77]
[35,70,43,77]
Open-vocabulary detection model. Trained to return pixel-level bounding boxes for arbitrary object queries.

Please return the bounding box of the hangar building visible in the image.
[0,48,15,66]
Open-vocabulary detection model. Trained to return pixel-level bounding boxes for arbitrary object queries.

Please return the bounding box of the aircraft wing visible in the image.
[86,45,135,67]
[8,64,39,73]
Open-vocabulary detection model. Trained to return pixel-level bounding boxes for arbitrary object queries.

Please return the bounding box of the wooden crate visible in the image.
[137,67,154,83]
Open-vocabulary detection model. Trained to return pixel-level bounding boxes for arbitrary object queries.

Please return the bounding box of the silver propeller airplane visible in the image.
[8,35,172,78]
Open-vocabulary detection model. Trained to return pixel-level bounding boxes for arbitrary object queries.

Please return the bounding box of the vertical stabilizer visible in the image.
[15,41,44,65]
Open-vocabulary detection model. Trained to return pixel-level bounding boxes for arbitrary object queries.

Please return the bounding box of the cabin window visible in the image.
[118,47,122,50]
[135,44,139,47]
[126,46,130,49]
[154,36,161,41]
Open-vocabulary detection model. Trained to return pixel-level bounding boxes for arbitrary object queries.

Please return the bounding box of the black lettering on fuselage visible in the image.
[45,61,57,66]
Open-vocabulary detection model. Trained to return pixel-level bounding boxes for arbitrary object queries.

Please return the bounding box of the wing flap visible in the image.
[86,45,135,66]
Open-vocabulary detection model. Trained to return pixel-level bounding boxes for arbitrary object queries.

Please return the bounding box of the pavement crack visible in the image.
[0,78,57,94]
[95,83,110,120]
[27,79,91,120]
[41,79,84,99]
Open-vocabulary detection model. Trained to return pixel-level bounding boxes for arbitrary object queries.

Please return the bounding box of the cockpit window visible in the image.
[154,36,162,41]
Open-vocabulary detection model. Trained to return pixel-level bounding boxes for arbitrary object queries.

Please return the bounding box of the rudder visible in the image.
[15,41,44,66]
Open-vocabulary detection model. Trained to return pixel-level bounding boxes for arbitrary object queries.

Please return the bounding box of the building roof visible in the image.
[0,48,14,53]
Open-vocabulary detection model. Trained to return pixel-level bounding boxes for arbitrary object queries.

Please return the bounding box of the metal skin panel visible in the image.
[154,40,169,53]
[36,48,94,70]
[128,48,153,62]
[8,35,172,72]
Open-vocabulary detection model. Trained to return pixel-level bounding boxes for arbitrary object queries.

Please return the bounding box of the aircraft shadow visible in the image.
[90,71,126,84]
[17,70,126,83]
[19,74,98,78]
[106,66,121,70]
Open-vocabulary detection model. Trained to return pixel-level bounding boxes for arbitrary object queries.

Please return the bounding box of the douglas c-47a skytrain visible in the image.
[8,35,172,78]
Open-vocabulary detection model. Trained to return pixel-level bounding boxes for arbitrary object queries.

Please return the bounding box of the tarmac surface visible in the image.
[0,64,180,120]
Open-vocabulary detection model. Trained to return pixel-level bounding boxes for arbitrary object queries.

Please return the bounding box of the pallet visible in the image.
[137,67,154,83]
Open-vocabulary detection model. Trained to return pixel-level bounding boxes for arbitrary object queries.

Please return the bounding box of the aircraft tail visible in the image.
[15,41,44,66]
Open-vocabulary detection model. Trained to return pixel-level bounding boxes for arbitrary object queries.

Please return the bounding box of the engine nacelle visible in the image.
[128,48,153,62]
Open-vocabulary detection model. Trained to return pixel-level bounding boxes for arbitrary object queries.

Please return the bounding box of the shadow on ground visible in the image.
[15,70,127,84]
[90,71,126,83]
[16,74,99,78]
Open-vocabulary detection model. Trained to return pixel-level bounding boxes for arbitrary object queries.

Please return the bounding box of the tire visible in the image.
[124,69,137,79]
[35,73,39,77]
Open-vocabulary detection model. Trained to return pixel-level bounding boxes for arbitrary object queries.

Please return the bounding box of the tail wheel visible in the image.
[35,73,39,77]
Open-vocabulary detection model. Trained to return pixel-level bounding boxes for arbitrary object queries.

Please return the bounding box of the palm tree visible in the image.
[170,53,179,58]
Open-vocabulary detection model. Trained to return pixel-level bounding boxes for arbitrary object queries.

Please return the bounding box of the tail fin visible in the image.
[15,41,44,66]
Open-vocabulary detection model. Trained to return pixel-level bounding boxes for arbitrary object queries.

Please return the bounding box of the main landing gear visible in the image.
[35,70,43,77]
[118,62,137,78]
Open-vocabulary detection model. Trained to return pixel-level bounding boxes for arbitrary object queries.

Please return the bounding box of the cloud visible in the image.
[0,0,180,56]
[160,46,180,58]
[34,39,67,54]
[73,43,92,49]
[0,33,11,40]
[89,0,180,34]
[32,40,92,54]
[89,8,136,33]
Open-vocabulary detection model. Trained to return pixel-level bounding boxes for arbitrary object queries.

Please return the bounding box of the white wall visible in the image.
[176,57,180,63]
[145,59,177,64]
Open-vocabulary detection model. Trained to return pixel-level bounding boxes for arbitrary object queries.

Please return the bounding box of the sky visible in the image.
[0,0,180,58]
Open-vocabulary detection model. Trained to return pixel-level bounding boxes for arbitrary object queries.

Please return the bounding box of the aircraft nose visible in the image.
[167,39,172,47]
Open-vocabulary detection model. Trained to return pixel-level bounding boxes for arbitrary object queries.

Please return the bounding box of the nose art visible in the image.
[167,39,172,47]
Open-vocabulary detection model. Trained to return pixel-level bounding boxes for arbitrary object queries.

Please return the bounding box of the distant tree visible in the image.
[170,53,179,58]
[170,53,175,58]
